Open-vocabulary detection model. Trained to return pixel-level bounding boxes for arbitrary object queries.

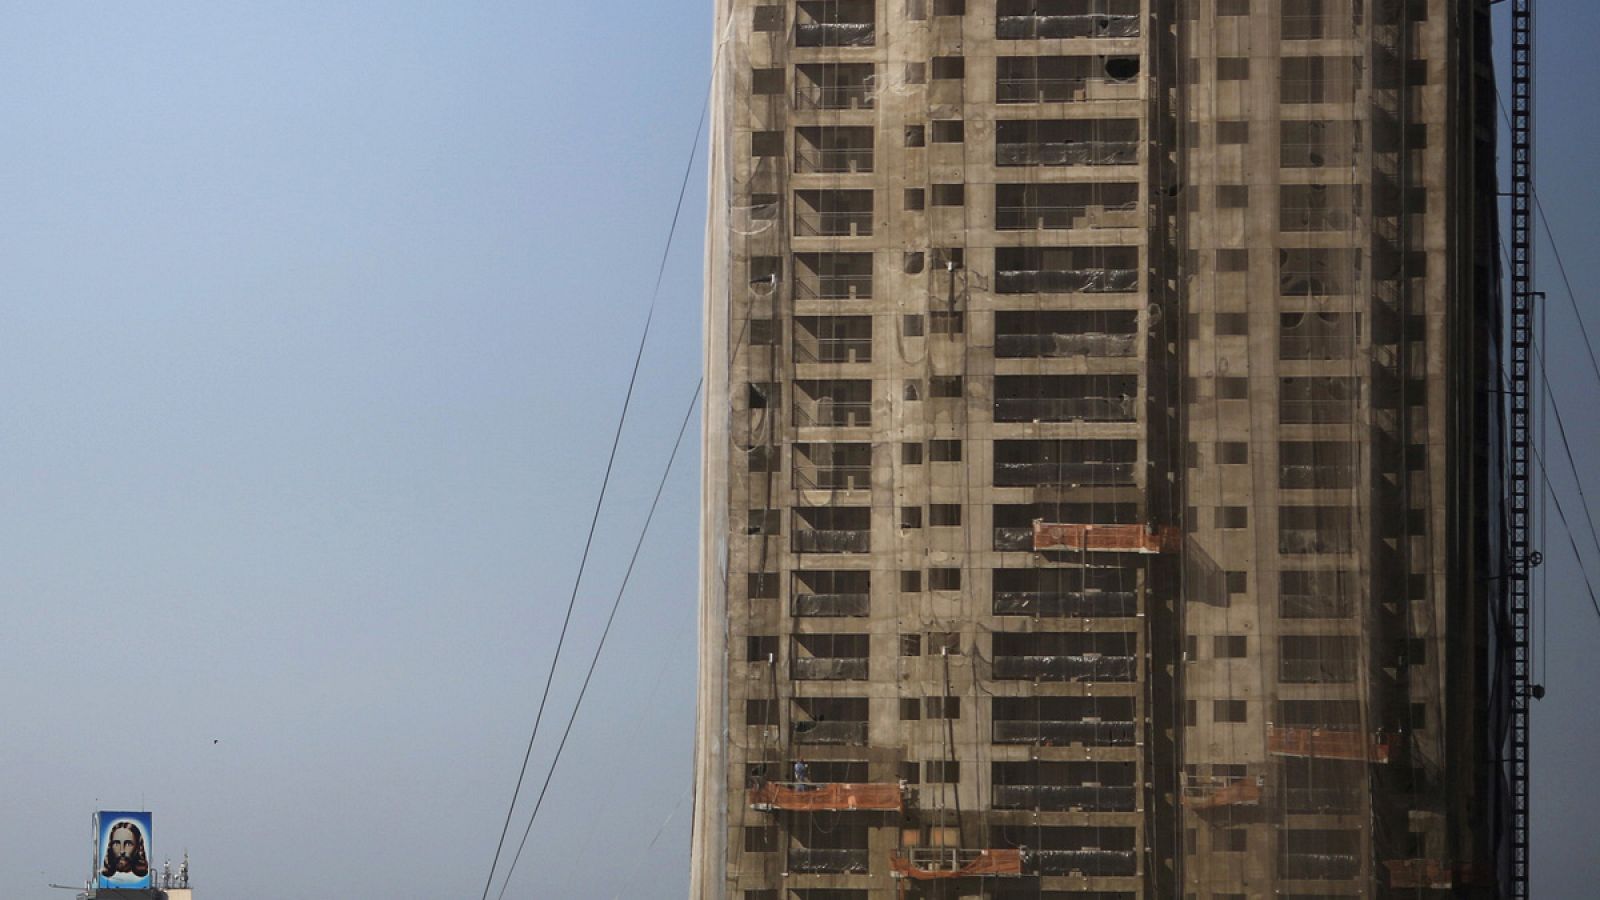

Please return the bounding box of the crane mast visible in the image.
[1506,0,1536,896]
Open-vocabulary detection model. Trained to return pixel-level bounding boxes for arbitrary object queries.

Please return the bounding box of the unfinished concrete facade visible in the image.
[692,1,1505,898]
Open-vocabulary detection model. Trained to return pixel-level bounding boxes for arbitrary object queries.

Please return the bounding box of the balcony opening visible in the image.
[794,759,867,784]
[994,501,1138,550]
[795,0,875,47]
[792,442,871,491]
[1280,55,1362,104]
[988,825,1137,876]
[788,824,871,875]
[1280,569,1355,618]
[794,315,871,364]
[792,569,871,617]
[993,374,1139,422]
[1279,635,1360,683]
[1279,441,1356,489]
[996,118,1140,166]
[794,252,873,299]
[1281,119,1360,168]
[993,565,1138,616]
[993,760,1137,812]
[1278,504,1355,554]
[793,378,872,427]
[791,632,870,680]
[1182,767,1263,810]
[796,189,874,237]
[998,55,1141,103]
[791,696,869,744]
[1279,376,1358,424]
[995,310,1138,358]
[795,125,874,173]
[995,0,1140,40]
[795,63,876,110]
[1280,311,1358,359]
[1283,757,1365,813]
[1280,183,1360,232]
[1280,829,1361,880]
[992,695,1135,746]
[993,439,1138,487]
[1279,248,1358,296]
[991,631,1137,682]
[1282,0,1360,40]
[995,183,1139,230]
[792,505,871,554]
[994,245,1138,293]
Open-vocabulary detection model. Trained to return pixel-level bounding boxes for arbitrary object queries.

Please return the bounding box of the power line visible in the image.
[478,296,655,900]
[1527,432,1600,623]
[610,784,695,900]
[495,381,703,899]
[1495,88,1600,395]
[1531,343,1600,587]
[478,85,710,900]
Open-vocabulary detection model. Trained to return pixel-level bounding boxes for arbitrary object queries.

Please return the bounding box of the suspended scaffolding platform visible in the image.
[1181,774,1263,810]
[1266,724,1393,763]
[889,848,1025,880]
[1384,858,1493,890]
[1031,521,1181,554]
[747,781,905,812]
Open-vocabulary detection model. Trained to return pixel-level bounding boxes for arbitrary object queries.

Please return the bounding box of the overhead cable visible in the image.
[495,381,703,899]
[479,85,710,900]
[1534,176,1600,395]
[1527,434,1600,624]
[1531,344,1600,584]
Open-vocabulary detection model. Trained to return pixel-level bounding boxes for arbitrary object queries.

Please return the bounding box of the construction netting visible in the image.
[688,0,1508,897]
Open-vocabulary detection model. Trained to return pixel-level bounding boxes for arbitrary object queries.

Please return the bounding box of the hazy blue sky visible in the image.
[1,3,1596,899]
[1,4,707,898]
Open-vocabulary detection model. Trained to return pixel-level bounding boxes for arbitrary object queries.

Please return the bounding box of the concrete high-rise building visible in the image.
[692,1,1509,898]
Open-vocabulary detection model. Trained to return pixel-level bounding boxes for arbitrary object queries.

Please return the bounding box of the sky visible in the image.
[0,3,1597,899]
[0,3,708,898]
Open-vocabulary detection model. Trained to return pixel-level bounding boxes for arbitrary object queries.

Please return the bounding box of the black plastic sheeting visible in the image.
[992,784,1137,812]
[996,14,1140,40]
[995,332,1138,358]
[993,590,1138,617]
[792,592,870,617]
[791,530,871,554]
[993,396,1138,422]
[792,720,869,745]
[787,848,870,874]
[1027,848,1138,877]
[994,460,1137,487]
[992,720,1137,746]
[794,23,874,47]
[996,140,1139,167]
[790,657,869,681]
[994,267,1139,293]
[992,654,1137,682]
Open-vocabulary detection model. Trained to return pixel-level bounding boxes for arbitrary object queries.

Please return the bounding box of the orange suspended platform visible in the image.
[889,848,1025,880]
[747,781,904,812]
[1267,724,1393,763]
[1384,858,1493,889]
[1182,775,1263,809]
[1032,521,1181,554]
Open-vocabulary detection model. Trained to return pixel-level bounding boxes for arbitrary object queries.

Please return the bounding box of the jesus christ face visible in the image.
[109,825,138,872]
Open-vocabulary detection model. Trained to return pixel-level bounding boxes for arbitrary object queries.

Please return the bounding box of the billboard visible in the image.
[96,811,153,890]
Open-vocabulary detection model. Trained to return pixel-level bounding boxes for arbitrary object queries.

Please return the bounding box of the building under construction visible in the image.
[692,1,1517,897]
